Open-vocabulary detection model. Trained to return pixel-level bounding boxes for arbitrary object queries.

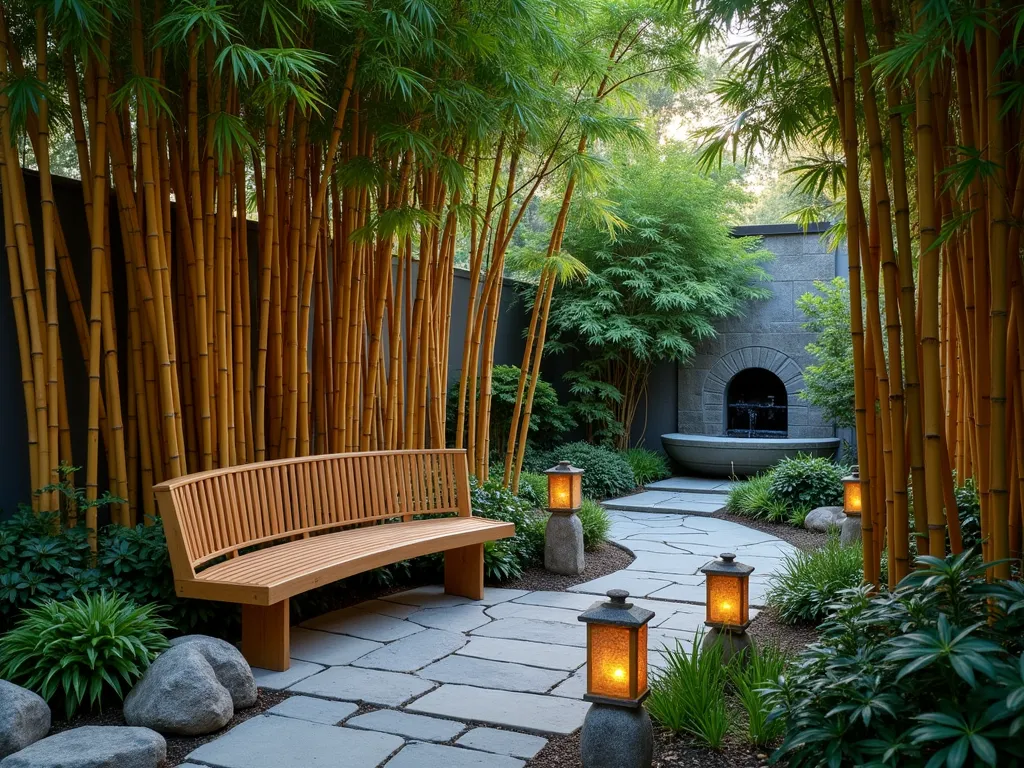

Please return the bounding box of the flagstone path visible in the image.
[183,507,799,768]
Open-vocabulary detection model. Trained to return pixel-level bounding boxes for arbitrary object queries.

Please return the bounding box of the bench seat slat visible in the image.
[178,516,513,605]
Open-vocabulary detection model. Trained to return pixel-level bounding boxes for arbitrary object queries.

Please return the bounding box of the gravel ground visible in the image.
[501,541,635,591]
[715,510,827,552]
[48,688,294,767]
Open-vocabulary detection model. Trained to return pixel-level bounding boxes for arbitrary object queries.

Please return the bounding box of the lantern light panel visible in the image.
[578,590,654,708]
[545,461,584,512]
[843,466,862,515]
[700,553,754,631]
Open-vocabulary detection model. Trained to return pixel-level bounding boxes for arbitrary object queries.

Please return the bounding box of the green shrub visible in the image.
[620,448,670,487]
[767,454,845,510]
[787,505,810,527]
[647,633,731,748]
[730,641,789,747]
[767,533,863,624]
[447,365,574,451]
[516,471,549,508]
[528,441,637,499]
[578,499,611,551]
[0,508,233,636]
[768,552,1024,768]
[0,592,170,718]
[470,478,545,580]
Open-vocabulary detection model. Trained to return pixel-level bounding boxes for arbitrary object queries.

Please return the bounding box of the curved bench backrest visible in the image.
[153,449,472,579]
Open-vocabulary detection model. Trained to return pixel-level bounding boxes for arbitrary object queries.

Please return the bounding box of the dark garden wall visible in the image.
[0,170,527,515]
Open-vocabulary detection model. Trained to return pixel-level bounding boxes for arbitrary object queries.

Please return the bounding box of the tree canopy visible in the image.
[541,143,771,445]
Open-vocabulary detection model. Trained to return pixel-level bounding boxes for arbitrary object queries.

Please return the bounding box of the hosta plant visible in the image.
[767,551,1024,768]
[0,592,170,718]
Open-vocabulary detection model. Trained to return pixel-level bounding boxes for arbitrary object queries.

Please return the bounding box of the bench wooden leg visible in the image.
[444,543,485,600]
[241,600,290,672]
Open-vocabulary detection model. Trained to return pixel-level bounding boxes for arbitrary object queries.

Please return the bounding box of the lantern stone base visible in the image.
[545,511,585,575]
[840,515,862,547]
[580,703,653,768]
[703,626,753,664]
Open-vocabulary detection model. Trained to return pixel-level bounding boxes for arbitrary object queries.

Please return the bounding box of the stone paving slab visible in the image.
[407,605,492,633]
[301,607,426,643]
[383,585,530,608]
[455,727,548,759]
[626,552,715,576]
[352,628,467,672]
[549,670,586,699]
[186,715,403,768]
[470,617,586,647]
[418,655,569,693]
[289,665,435,706]
[646,477,737,493]
[455,637,586,671]
[603,491,725,515]
[266,695,358,725]
[485,602,583,624]
[408,684,590,735]
[251,660,324,690]
[385,742,525,768]
[289,627,382,666]
[568,572,674,598]
[346,709,465,742]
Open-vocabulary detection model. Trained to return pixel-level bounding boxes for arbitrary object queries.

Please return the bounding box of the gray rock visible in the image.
[456,727,548,759]
[579,704,653,768]
[840,515,863,547]
[804,506,847,532]
[0,726,165,768]
[545,512,585,575]
[123,645,234,735]
[168,634,257,708]
[0,681,50,759]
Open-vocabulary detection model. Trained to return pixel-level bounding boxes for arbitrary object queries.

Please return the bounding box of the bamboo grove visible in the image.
[0,0,692,540]
[693,0,1024,584]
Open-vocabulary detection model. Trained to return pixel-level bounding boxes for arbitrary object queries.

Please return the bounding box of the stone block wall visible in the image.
[676,223,840,439]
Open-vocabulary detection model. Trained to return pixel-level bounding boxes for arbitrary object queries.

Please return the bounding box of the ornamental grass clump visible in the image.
[620,448,671,487]
[767,533,863,624]
[730,642,789,747]
[577,499,611,551]
[0,592,170,718]
[647,633,731,748]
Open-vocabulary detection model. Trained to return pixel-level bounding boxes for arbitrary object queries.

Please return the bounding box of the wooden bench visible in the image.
[153,449,514,671]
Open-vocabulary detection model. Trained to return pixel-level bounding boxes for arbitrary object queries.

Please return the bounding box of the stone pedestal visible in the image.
[580,704,653,768]
[840,515,862,547]
[545,511,585,575]
[702,626,752,665]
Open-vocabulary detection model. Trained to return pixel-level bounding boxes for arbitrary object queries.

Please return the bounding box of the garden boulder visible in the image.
[0,681,50,759]
[169,634,257,708]
[804,506,846,532]
[123,644,234,735]
[0,726,164,768]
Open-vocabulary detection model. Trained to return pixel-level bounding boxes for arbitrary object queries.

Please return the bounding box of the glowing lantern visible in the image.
[701,553,753,631]
[843,465,862,516]
[578,589,653,707]
[545,461,583,512]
